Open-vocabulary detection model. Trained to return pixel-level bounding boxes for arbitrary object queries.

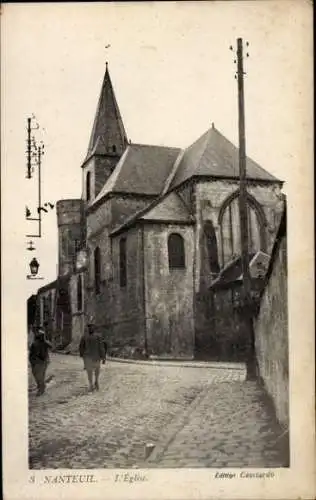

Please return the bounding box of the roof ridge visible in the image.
[108,70,128,147]
[169,126,281,190]
[162,149,185,196]
[211,126,279,176]
[130,142,181,150]
[199,127,213,165]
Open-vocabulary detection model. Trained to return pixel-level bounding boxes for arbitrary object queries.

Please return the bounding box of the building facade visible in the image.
[34,63,285,359]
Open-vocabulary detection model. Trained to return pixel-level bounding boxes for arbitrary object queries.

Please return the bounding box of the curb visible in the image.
[144,387,210,465]
[107,357,245,370]
[51,352,245,371]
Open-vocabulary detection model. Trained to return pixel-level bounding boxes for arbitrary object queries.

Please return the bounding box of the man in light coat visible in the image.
[79,322,106,392]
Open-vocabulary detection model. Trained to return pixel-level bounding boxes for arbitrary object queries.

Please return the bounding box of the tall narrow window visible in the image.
[74,239,81,253]
[112,145,117,153]
[168,233,185,269]
[94,247,101,294]
[86,172,91,201]
[204,220,220,274]
[218,191,267,267]
[77,275,83,311]
[119,238,127,287]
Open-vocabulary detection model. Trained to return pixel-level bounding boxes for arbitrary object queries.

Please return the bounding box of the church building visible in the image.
[34,63,285,360]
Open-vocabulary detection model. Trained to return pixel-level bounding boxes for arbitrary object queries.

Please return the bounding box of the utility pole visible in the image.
[236,38,251,306]
[233,37,257,380]
[25,115,54,279]
[26,142,44,239]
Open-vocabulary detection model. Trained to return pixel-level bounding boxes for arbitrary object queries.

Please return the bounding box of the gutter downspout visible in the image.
[192,182,198,359]
[141,225,148,356]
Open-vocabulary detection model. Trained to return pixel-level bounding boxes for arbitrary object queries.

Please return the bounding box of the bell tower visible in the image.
[81,62,128,203]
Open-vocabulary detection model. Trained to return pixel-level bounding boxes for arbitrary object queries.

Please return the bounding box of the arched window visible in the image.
[218,190,267,267]
[119,238,127,287]
[94,247,101,294]
[203,220,220,274]
[77,275,83,311]
[168,233,185,269]
[86,172,91,201]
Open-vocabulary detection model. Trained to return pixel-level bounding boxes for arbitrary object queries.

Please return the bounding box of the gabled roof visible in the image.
[210,251,270,289]
[110,191,193,237]
[141,191,191,222]
[90,143,181,208]
[85,63,128,160]
[168,125,281,190]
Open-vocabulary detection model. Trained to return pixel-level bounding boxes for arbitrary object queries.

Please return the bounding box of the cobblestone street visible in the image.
[29,354,289,469]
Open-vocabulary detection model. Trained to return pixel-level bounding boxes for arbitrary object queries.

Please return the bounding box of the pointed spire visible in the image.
[86,63,128,159]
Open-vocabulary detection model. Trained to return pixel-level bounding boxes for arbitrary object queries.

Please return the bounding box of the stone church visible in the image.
[34,63,285,360]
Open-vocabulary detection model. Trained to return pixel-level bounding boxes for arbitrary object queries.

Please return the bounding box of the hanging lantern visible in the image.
[29,257,40,276]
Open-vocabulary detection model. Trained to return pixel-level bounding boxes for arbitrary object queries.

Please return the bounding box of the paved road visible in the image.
[28,354,288,469]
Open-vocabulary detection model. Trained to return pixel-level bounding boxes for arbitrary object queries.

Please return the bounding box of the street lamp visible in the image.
[27,257,44,280]
[30,257,39,275]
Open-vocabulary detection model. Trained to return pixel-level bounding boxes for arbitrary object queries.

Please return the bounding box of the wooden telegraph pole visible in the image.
[234,38,257,380]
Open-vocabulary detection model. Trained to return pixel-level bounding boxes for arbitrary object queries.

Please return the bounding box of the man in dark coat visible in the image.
[79,322,106,392]
[29,327,52,396]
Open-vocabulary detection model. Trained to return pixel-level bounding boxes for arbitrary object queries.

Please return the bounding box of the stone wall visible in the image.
[144,223,195,358]
[86,200,111,241]
[254,216,288,428]
[195,180,284,274]
[85,196,151,352]
[85,222,146,354]
[56,199,84,276]
[69,271,85,351]
[86,197,195,358]
[194,179,284,354]
[106,226,146,352]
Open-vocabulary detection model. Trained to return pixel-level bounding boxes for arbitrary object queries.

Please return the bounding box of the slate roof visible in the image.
[91,143,181,207]
[210,251,271,289]
[37,279,58,295]
[110,191,193,237]
[210,254,256,288]
[168,125,281,190]
[85,63,128,161]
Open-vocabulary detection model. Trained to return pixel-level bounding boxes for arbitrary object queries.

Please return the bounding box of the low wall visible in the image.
[254,219,288,428]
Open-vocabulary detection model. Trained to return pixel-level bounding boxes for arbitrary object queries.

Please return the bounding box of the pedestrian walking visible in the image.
[29,327,52,396]
[102,335,108,360]
[79,322,106,392]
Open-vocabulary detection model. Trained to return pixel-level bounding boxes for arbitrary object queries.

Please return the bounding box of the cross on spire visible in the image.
[85,58,128,159]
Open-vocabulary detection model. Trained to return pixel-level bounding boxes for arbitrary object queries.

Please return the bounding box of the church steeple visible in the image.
[86,62,128,159]
[82,63,128,203]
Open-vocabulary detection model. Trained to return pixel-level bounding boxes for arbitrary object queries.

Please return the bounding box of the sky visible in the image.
[1,1,313,304]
